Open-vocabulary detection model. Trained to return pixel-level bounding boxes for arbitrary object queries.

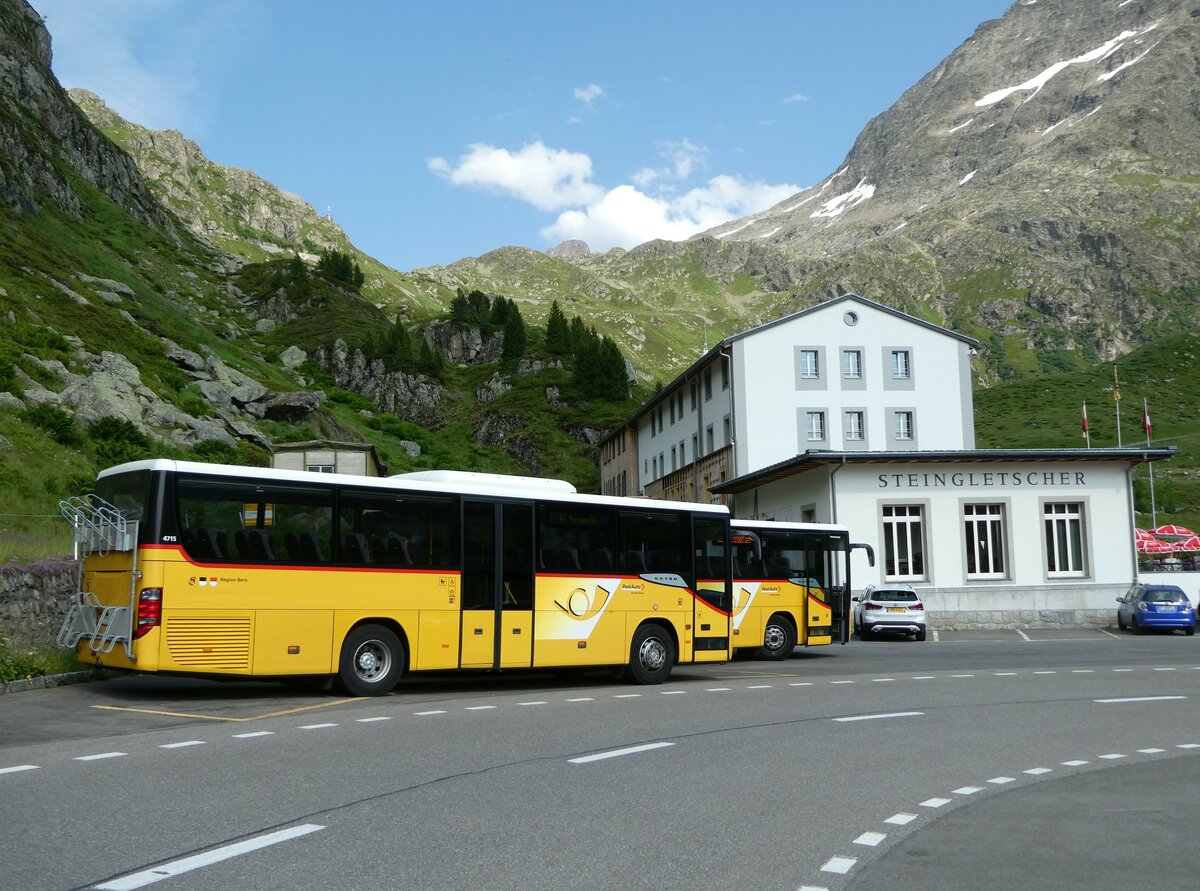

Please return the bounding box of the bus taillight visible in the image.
[134,588,163,638]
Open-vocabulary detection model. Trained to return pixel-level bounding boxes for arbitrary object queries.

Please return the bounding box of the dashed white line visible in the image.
[885,813,918,826]
[1112,668,1135,673]
[94,824,324,890]
[356,716,391,723]
[920,797,952,808]
[952,674,974,678]
[465,705,496,711]
[415,710,447,716]
[1178,744,1200,749]
[232,732,273,739]
[569,742,675,764]
[952,786,984,795]
[75,752,126,761]
[1099,753,1126,760]
[1062,760,1089,767]
[1033,671,1056,675]
[1153,667,1177,672]
[988,776,1016,785]
[789,682,813,687]
[1095,696,1186,703]
[1138,748,1166,754]
[0,765,39,775]
[748,685,773,690]
[1024,768,1053,775]
[994,672,1017,676]
[299,723,337,730]
[1072,669,1095,673]
[834,711,923,723]
[518,701,546,706]
[911,676,935,680]
[566,698,594,702]
[159,741,205,749]
[872,678,897,683]
[854,832,887,847]
[831,680,855,685]
[706,687,731,692]
[659,690,684,695]
[614,694,641,699]
[820,856,857,874]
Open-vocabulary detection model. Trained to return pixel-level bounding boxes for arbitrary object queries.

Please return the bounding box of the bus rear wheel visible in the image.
[627,624,675,685]
[338,624,404,696]
[758,615,797,660]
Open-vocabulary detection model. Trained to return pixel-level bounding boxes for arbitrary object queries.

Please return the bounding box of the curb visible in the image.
[0,669,107,697]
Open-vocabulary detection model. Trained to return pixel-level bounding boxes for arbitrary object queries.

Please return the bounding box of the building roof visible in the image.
[710,446,1179,494]
[599,293,980,445]
[272,439,388,476]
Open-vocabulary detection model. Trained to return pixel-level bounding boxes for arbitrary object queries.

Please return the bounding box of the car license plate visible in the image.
[887,606,906,613]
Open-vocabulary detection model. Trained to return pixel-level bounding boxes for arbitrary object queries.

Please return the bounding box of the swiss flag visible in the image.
[1143,404,1152,438]
[1081,403,1089,436]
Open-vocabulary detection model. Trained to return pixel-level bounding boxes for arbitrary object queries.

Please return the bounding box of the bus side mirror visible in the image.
[851,542,876,568]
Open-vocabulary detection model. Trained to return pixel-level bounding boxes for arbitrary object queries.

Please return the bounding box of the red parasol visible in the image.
[1152,524,1197,539]
[1169,535,1200,553]
[1134,528,1157,543]
[1137,538,1176,554]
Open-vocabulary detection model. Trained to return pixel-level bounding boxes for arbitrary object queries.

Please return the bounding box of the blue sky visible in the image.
[33,0,1011,270]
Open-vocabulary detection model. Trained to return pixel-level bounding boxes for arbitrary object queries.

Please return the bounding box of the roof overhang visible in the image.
[711,447,1178,495]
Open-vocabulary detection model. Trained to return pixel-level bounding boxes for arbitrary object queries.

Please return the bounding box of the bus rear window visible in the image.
[95,471,152,523]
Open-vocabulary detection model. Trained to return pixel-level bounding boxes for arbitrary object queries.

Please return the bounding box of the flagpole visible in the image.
[1145,397,1156,528]
[1113,366,1122,447]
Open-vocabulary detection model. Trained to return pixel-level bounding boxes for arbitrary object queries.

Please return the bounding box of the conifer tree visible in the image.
[489,295,511,328]
[545,299,570,355]
[502,304,527,359]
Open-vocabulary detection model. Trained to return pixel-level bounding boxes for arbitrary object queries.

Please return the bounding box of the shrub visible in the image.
[24,404,83,447]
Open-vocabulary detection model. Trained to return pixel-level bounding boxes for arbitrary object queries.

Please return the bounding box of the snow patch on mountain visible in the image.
[810,180,875,220]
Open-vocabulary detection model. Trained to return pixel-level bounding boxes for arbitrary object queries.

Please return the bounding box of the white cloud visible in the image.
[574,83,603,106]
[540,175,800,252]
[632,139,707,187]
[427,141,604,212]
[784,92,810,104]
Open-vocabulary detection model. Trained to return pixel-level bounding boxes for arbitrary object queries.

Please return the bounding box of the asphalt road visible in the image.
[2,627,1198,890]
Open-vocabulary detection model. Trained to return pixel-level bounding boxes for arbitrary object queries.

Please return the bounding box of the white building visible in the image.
[599,294,1175,628]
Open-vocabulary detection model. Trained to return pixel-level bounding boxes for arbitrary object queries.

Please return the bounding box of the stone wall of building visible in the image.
[0,560,76,651]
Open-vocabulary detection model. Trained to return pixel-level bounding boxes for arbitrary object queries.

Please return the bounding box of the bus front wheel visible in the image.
[627,624,675,685]
[758,615,796,661]
[338,624,404,696]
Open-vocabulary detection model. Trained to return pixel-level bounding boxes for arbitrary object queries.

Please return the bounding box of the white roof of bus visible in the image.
[732,518,849,534]
[98,459,730,515]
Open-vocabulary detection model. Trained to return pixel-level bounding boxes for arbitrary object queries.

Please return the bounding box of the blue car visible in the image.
[1117,584,1196,635]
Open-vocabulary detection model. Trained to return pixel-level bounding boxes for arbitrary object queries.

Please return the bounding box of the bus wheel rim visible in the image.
[764,625,785,651]
[639,637,666,671]
[355,641,389,681]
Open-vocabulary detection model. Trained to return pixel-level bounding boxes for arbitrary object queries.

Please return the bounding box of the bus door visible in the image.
[461,500,534,669]
[692,515,731,661]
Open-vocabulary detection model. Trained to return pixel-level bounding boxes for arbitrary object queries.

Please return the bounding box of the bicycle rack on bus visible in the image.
[56,494,140,660]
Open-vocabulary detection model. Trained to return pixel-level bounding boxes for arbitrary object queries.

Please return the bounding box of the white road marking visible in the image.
[1112,668,1135,672]
[659,690,684,695]
[885,813,918,825]
[820,856,857,874]
[465,705,496,711]
[1099,753,1126,760]
[987,776,1016,784]
[952,786,984,795]
[831,680,855,685]
[1095,696,1185,703]
[789,682,813,687]
[356,717,391,723]
[748,685,773,689]
[1015,629,1031,641]
[1178,744,1200,749]
[569,742,674,764]
[834,711,923,723]
[159,741,204,749]
[1154,667,1177,672]
[614,693,641,698]
[1138,748,1166,754]
[706,687,731,692]
[994,672,1017,676]
[854,831,887,846]
[872,678,896,683]
[952,674,974,678]
[912,676,935,680]
[1097,628,1119,639]
[920,797,952,808]
[566,697,594,702]
[1024,768,1052,775]
[1033,671,1056,675]
[94,824,324,890]
[232,732,273,739]
[1072,669,1094,673]
[0,765,39,775]
[1062,760,1089,766]
[415,710,447,716]
[798,886,831,891]
[299,723,337,730]
[75,752,126,761]
[518,701,546,706]
[931,628,940,642]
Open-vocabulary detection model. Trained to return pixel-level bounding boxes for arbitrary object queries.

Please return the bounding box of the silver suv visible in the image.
[853,585,926,641]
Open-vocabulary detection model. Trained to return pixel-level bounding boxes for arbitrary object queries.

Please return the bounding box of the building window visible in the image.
[894,410,914,441]
[652,456,658,478]
[679,440,685,464]
[669,400,676,424]
[721,360,729,390]
[723,415,731,446]
[964,503,1006,579]
[692,433,698,459]
[307,464,335,473]
[1045,502,1086,577]
[891,349,911,380]
[706,424,714,454]
[677,390,684,417]
[690,383,696,410]
[798,349,820,379]
[883,505,925,580]
[704,367,713,401]
[842,349,862,379]
[670,446,677,471]
[805,411,826,442]
[845,411,864,441]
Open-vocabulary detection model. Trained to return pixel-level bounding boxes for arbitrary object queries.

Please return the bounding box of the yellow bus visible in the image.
[723,520,860,659]
[57,460,734,695]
